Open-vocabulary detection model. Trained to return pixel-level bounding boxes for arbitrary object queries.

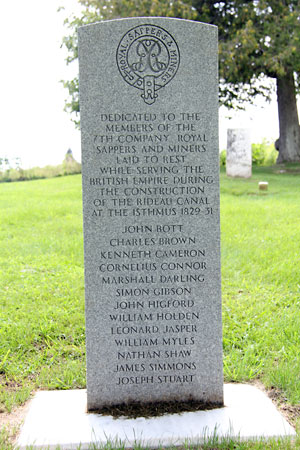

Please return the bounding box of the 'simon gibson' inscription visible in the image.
[78,18,223,410]
[116,25,180,105]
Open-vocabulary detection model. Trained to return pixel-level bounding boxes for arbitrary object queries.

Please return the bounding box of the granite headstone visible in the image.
[78,17,223,410]
[226,128,252,178]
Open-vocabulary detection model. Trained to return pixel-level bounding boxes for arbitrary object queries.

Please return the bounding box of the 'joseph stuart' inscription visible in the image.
[79,18,223,410]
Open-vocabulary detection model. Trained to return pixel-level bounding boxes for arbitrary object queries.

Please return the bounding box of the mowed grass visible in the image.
[0,166,299,448]
[220,165,300,404]
[0,175,86,411]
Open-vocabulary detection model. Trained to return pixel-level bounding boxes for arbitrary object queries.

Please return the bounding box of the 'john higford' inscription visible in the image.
[78,18,223,410]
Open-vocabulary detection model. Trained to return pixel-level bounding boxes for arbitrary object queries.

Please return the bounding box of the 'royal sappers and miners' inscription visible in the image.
[78,18,223,410]
[116,25,180,105]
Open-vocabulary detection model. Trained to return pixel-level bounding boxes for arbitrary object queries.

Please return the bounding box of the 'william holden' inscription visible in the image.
[78,17,223,410]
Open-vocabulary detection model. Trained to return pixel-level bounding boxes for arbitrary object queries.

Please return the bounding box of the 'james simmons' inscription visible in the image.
[79,18,222,409]
[86,110,213,387]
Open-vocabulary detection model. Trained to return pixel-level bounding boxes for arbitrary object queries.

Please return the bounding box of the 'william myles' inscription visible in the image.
[78,18,223,410]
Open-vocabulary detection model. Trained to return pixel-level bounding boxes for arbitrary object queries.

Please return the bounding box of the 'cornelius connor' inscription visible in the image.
[78,17,223,410]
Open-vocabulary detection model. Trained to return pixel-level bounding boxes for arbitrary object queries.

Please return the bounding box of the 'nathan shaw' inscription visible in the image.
[78,17,223,410]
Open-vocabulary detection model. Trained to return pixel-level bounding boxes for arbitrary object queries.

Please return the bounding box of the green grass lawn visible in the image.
[0,175,86,411]
[0,166,299,448]
[220,165,300,404]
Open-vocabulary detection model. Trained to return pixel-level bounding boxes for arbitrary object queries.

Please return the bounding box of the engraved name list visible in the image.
[91,111,211,387]
[78,17,223,410]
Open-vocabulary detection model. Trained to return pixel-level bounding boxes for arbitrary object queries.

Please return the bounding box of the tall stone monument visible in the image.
[78,17,223,410]
[226,128,252,178]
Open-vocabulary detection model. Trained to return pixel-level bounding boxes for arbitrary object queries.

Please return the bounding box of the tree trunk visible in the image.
[276,72,300,163]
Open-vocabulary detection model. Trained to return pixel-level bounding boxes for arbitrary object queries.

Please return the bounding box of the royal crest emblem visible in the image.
[116,25,180,105]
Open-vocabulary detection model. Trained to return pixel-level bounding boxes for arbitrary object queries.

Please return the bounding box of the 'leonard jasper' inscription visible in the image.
[78,18,223,410]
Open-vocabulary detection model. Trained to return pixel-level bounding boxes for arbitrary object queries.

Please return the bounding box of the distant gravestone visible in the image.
[226,129,252,178]
[78,17,223,410]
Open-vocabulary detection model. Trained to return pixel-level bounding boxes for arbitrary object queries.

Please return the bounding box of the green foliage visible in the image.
[0,154,81,183]
[204,0,300,106]
[60,1,300,162]
[61,1,300,114]
[60,0,196,123]
[61,78,80,128]
[251,139,277,166]
[219,149,226,167]
[220,139,277,168]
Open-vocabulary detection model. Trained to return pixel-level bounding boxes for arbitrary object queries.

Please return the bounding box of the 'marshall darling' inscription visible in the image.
[117,25,180,105]
[78,17,223,410]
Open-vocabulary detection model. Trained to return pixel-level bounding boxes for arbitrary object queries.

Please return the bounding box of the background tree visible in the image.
[206,0,300,163]
[61,0,300,162]
[61,0,196,128]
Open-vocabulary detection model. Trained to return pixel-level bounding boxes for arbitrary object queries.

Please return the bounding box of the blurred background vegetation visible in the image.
[0,150,81,183]
[219,139,278,167]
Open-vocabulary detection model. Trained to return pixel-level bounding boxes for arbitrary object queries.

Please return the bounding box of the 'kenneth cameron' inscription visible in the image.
[78,17,223,410]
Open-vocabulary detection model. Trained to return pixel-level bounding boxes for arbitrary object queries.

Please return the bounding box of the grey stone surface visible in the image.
[78,17,222,410]
[226,128,252,178]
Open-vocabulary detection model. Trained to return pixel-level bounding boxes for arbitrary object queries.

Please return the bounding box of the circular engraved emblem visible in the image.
[116,24,180,105]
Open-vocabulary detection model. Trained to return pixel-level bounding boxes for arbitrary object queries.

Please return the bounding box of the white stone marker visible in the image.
[78,17,223,410]
[259,181,269,191]
[17,385,296,449]
[226,128,252,178]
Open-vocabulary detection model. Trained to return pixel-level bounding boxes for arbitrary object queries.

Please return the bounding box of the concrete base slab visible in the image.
[18,384,296,449]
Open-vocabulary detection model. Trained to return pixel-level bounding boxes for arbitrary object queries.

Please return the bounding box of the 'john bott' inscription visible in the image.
[78,17,223,410]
